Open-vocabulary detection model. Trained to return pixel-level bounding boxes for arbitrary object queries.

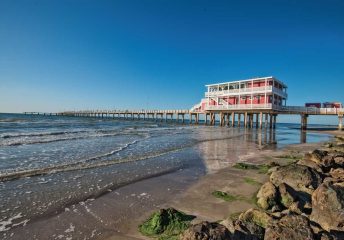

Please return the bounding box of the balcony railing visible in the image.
[205,104,274,110]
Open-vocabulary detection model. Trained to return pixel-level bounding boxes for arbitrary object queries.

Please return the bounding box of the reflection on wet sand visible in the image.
[195,128,258,173]
[301,130,307,143]
[194,127,320,173]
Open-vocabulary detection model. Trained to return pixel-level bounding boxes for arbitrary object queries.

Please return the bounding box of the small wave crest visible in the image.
[0,129,147,147]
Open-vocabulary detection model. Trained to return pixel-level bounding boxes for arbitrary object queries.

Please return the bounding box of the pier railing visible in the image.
[202,105,344,115]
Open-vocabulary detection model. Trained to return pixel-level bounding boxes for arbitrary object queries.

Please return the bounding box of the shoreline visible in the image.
[1,128,338,240]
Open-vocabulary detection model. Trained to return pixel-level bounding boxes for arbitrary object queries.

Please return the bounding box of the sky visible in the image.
[0,0,343,124]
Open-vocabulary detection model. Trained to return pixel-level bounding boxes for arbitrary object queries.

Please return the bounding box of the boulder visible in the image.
[270,164,322,195]
[264,214,314,240]
[329,168,344,181]
[304,149,328,165]
[181,221,232,240]
[256,182,279,210]
[304,149,337,172]
[278,183,297,208]
[238,208,273,228]
[297,158,323,173]
[231,220,264,240]
[310,182,344,232]
[334,156,344,167]
[278,182,311,214]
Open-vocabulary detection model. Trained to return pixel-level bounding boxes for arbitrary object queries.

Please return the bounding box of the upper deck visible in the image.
[205,76,288,99]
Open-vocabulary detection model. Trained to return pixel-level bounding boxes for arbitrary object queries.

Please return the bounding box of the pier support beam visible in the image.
[255,114,259,128]
[226,113,230,127]
[301,114,308,130]
[259,112,263,129]
[231,113,235,127]
[244,112,248,128]
[339,115,343,130]
[210,113,216,126]
[273,114,277,129]
[238,113,241,127]
[220,113,225,126]
[250,114,254,128]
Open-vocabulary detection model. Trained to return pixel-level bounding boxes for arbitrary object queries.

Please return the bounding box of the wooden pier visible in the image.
[37,106,344,131]
[24,112,58,116]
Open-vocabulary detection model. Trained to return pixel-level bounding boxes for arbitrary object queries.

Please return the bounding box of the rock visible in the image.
[329,168,344,181]
[270,205,282,213]
[316,231,344,240]
[321,155,336,171]
[256,182,279,210]
[297,158,323,173]
[181,221,232,240]
[334,156,344,166]
[323,177,341,184]
[231,220,264,240]
[238,208,274,228]
[278,182,311,214]
[310,182,344,232]
[288,201,304,215]
[278,183,297,208]
[303,149,339,172]
[267,166,279,175]
[139,208,195,238]
[270,164,322,195]
[265,214,314,240]
[305,149,328,165]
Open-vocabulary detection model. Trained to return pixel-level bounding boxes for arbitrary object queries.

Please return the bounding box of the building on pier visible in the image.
[191,76,288,112]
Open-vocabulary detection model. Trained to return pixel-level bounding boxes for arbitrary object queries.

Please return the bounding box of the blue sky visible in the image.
[0,0,343,124]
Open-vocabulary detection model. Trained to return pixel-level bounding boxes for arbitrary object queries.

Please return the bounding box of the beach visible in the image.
[0,113,333,240]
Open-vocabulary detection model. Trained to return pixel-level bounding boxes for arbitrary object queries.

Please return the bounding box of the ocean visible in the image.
[0,113,332,239]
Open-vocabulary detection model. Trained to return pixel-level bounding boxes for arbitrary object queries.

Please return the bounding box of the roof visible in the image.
[205,76,287,88]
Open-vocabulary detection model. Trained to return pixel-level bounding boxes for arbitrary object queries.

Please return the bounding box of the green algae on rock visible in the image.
[139,208,195,239]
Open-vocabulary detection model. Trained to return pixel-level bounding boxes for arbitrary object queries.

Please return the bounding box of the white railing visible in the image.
[205,104,273,110]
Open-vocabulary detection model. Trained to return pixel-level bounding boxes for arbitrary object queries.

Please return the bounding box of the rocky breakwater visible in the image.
[138,136,344,240]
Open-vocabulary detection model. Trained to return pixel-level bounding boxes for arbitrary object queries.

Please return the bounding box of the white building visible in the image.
[192,76,288,112]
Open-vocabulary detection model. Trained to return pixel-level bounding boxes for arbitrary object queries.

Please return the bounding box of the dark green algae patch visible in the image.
[139,208,195,240]
[233,162,270,174]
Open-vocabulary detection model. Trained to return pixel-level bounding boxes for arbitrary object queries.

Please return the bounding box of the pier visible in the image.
[24,112,58,116]
[51,106,344,130]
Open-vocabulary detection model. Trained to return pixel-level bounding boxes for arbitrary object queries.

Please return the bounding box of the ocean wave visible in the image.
[0,130,88,139]
[0,130,146,147]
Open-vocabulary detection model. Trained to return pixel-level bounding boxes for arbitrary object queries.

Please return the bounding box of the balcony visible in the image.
[205,86,287,98]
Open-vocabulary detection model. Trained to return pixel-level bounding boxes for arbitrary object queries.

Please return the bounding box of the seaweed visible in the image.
[244,177,262,186]
[233,162,271,174]
[139,208,195,239]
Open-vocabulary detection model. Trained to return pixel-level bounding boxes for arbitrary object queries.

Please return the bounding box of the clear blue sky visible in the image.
[0,0,343,123]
